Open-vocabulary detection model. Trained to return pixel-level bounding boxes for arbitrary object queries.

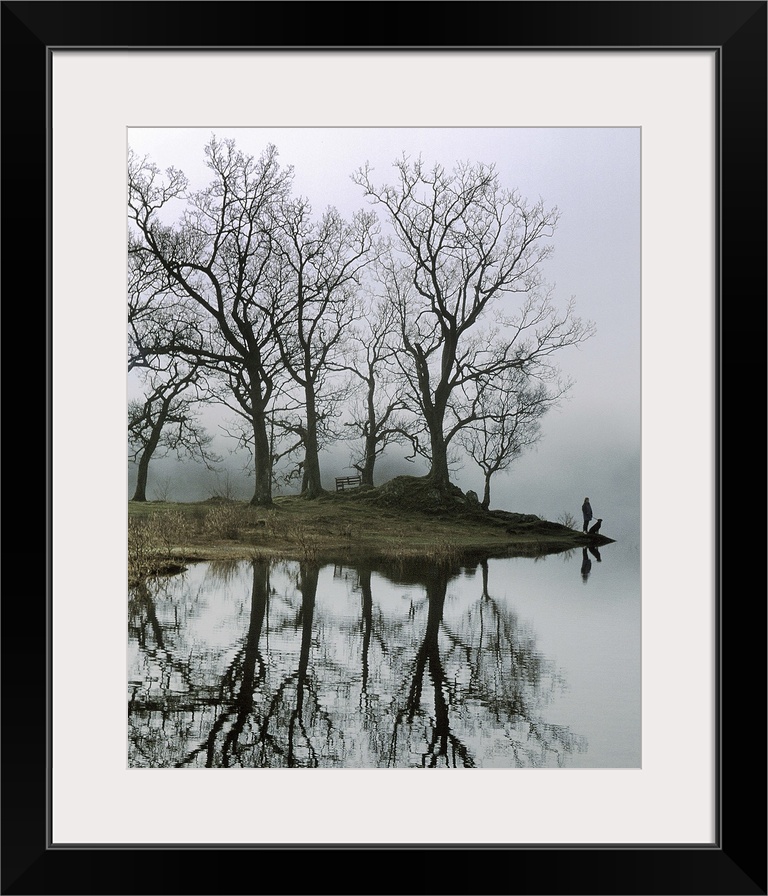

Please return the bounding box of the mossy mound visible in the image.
[353,475,611,544]
[358,475,480,514]
[357,475,538,523]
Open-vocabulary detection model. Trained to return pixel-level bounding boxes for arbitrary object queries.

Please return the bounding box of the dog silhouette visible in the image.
[588,518,603,535]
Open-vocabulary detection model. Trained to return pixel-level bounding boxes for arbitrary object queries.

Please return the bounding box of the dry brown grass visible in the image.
[128,478,612,579]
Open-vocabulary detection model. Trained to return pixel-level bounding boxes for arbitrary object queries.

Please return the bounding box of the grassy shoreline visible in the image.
[128,478,614,582]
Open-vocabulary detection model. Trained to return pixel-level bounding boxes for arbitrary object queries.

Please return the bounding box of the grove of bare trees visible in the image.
[128,138,594,507]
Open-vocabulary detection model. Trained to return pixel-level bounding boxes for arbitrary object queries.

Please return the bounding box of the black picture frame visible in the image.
[3,2,764,894]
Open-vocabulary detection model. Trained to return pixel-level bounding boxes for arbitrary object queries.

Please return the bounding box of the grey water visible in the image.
[128,543,640,769]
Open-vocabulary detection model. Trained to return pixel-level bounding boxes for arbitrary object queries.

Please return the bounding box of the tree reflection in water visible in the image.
[128,556,587,768]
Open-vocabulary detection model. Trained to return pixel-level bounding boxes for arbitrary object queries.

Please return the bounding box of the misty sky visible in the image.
[127,126,640,542]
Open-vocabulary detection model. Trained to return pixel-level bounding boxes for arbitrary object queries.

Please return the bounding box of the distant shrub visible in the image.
[557,511,578,530]
[202,504,250,539]
[153,510,193,555]
[128,518,156,582]
[128,511,194,583]
[284,522,320,561]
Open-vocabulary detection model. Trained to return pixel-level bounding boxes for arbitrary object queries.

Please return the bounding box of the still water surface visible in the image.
[128,544,640,769]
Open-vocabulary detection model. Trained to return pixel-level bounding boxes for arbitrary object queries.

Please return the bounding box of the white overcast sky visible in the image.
[128,126,641,541]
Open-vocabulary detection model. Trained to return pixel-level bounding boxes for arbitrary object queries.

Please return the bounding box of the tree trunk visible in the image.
[359,385,378,487]
[249,411,274,507]
[361,431,377,486]
[410,341,451,492]
[424,380,451,491]
[302,387,323,498]
[427,429,451,491]
[132,452,150,502]
[481,473,492,511]
[131,407,166,501]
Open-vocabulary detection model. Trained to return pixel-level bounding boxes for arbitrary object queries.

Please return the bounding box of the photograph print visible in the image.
[127,126,641,770]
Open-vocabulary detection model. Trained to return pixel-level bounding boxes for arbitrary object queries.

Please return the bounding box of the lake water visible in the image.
[128,542,640,769]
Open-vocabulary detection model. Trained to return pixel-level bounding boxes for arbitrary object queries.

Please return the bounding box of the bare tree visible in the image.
[128,359,220,502]
[128,137,293,506]
[265,198,379,497]
[459,368,567,510]
[354,156,594,493]
[339,295,416,486]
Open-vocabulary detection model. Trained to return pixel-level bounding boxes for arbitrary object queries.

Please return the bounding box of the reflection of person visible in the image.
[581,497,593,533]
[580,547,592,582]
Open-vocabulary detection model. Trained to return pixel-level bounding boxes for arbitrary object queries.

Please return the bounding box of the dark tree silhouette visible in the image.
[459,367,567,510]
[265,198,379,497]
[354,156,594,493]
[340,296,415,486]
[128,359,220,502]
[128,137,293,506]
